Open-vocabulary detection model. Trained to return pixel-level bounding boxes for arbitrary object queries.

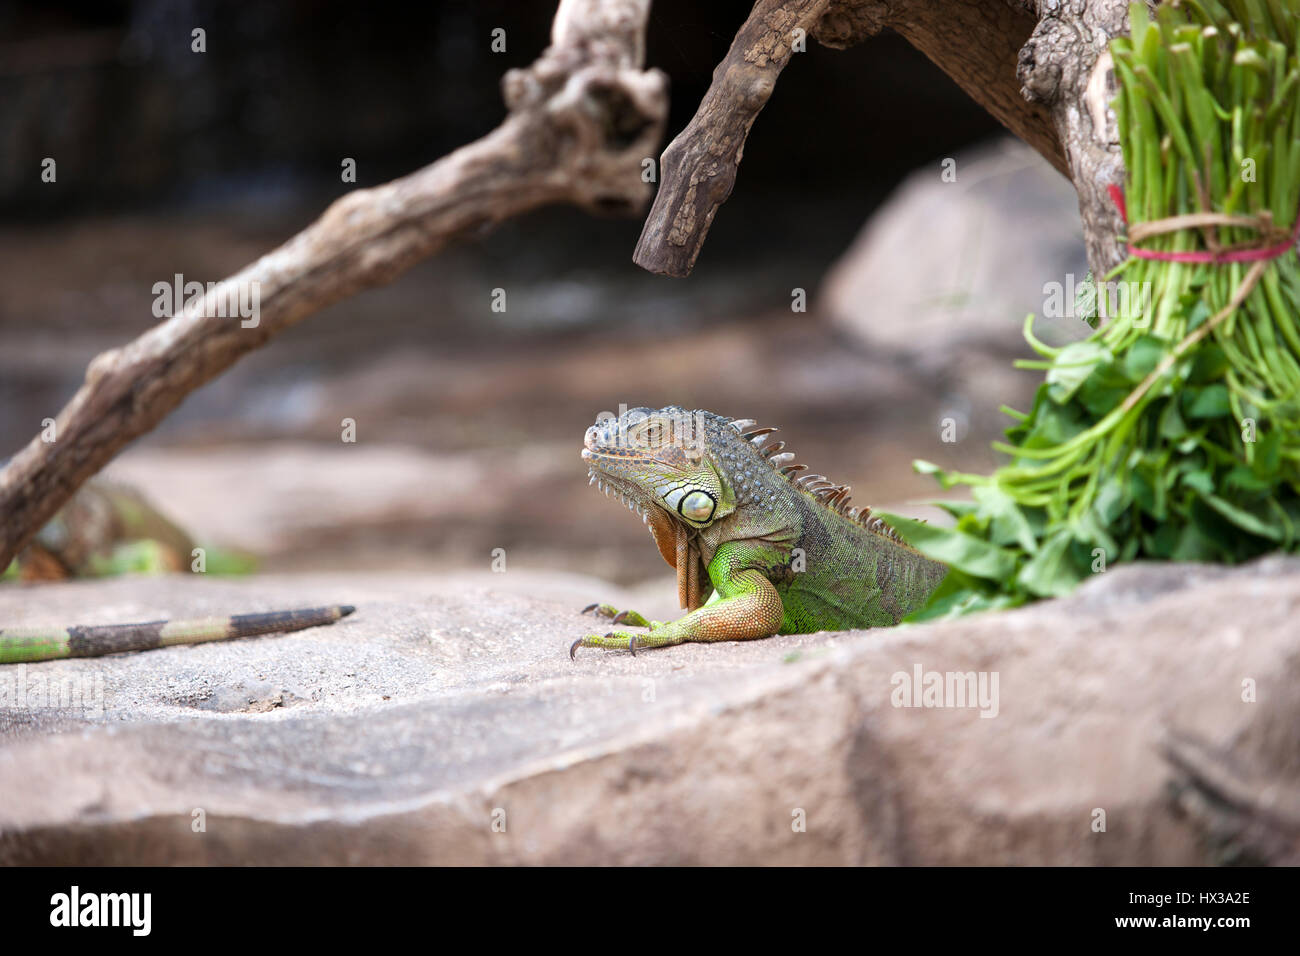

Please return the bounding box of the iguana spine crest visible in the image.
[725,417,907,545]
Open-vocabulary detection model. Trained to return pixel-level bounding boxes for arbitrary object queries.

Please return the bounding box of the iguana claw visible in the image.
[580,604,652,628]
[570,631,645,659]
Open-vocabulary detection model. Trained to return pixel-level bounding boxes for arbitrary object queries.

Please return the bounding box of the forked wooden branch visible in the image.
[823,0,1068,174]
[632,0,832,277]
[634,0,1134,279]
[0,0,667,570]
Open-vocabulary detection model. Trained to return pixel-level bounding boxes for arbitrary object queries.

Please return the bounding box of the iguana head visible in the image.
[583,406,901,542]
[582,406,739,529]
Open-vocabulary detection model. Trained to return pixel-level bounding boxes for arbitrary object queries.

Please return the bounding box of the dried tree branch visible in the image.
[816,0,1066,175]
[1018,0,1142,277]
[634,0,1136,280]
[632,0,832,277]
[0,0,666,570]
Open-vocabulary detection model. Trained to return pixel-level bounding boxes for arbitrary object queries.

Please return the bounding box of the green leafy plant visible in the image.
[888,0,1300,620]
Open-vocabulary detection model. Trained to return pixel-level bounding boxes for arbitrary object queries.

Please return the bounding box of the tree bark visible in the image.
[815,0,1066,174]
[632,0,832,277]
[1017,0,1140,278]
[635,0,1141,279]
[0,0,667,571]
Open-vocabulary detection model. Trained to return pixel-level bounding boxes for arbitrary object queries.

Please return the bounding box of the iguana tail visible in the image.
[0,605,355,664]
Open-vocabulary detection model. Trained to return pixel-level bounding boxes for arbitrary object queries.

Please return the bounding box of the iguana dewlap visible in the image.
[573,406,946,656]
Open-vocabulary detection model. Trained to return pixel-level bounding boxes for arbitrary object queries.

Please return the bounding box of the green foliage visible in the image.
[892,1,1300,617]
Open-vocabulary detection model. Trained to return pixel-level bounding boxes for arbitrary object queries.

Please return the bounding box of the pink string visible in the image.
[1108,183,1300,263]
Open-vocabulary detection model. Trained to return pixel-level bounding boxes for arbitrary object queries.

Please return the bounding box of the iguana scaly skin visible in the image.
[572,407,946,657]
[0,605,355,664]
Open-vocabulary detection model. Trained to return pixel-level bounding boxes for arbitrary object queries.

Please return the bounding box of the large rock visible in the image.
[821,137,1094,361]
[0,560,1296,864]
[819,138,1095,444]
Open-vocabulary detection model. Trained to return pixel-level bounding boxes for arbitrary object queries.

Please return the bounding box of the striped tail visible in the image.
[0,605,356,664]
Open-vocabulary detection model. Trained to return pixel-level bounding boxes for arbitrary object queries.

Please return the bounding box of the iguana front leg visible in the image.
[571,544,783,657]
[576,509,711,630]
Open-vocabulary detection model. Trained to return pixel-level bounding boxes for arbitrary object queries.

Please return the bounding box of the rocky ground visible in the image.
[1,559,1296,864]
[5,140,1293,864]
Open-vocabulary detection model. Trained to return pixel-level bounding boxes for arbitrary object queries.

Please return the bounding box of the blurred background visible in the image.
[0,0,1091,586]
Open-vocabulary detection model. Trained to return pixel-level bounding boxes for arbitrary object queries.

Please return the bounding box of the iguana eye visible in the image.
[678,490,715,522]
[638,422,665,447]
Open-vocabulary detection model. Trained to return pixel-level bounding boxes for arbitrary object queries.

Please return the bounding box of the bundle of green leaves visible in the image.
[886,0,1300,621]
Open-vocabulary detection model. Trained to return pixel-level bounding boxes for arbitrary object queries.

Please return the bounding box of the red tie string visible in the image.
[1107,183,1300,264]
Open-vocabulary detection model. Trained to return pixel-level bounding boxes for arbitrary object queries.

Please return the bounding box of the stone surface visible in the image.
[819,138,1094,446]
[2,558,1296,864]
[821,136,1093,362]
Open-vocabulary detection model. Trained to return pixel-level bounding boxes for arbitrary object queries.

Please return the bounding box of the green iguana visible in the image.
[572,406,947,657]
[0,605,355,664]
